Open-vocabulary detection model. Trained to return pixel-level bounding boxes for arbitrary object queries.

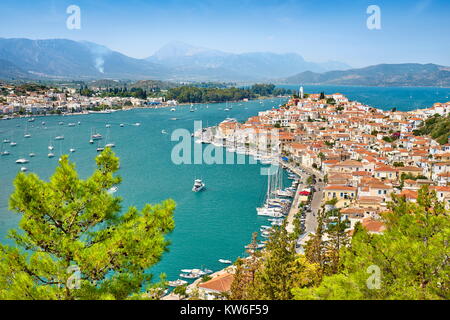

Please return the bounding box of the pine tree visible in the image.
[0,148,176,300]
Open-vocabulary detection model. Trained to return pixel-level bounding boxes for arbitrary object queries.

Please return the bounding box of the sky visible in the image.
[0,0,449,68]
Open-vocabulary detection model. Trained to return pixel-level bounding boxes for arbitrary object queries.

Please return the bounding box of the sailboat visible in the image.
[105,128,115,148]
[96,140,105,152]
[1,143,10,156]
[24,124,31,138]
[69,137,76,153]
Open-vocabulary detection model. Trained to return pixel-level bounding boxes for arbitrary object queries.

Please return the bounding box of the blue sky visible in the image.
[0,0,449,67]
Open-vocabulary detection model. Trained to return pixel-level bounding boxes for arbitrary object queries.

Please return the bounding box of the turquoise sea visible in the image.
[1,85,449,283]
[279,85,450,111]
[0,98,289,282]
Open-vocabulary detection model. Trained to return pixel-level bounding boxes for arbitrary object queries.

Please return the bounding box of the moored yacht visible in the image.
[16,158,29,164]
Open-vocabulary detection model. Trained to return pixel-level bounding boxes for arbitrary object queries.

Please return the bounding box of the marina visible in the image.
[0,98,290,283]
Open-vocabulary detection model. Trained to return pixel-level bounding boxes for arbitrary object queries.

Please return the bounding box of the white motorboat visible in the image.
[20,167,28,172]
[10,142,17,147]
[105,143,115,148]
[69,148,76,153]
[105,124,111,128]
[120,124,124,127]
[29,153,36,157]
[218,259,232,264]
[91,133,102,140]
[161,130,168,134]
[48,153,55,158]
[24,133,31,138]
[107,186,118,194]
[15,158,29,164]
[168,279,188,287]
[68,123,76,127]
[134,123,141,126]
[179,273,200,279]
[55,135,64,140]
[192,179,205,192]
[1,151,10,156]
[3,139,10,143]
[170,108,176,112]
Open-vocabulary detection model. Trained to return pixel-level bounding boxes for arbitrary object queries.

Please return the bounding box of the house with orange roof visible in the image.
[196,271,235,300]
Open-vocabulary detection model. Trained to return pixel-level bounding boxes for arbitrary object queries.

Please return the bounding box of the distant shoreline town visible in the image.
[0,82,292,119]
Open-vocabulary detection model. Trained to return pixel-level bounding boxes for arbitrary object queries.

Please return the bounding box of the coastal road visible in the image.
[280,161,324,234]
[305,181,324,233]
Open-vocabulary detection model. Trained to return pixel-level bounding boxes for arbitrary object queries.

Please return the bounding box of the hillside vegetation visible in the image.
[414,114,450,144]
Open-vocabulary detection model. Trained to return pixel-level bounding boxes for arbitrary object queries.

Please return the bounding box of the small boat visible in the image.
[41,121,46,125]
[20,167,28,172]
[161,130,168,134]
[96,147,104,152]
[120,124,124,127]
[15,158,29,164]
[89,138,94,144]
[192,179,205,192]
[28,118,35,122]
[68,123,76,127]
[91,133,102,140]
[1,151,10,156]
[24,133,31,138]
[179,273,200,279]
[105,143,115,148]
[55,136,64,140]
[48,153,55,158]
[134,123,141,126]
[170,118,178,121]
[168,279,188,287]
[58,122,64,125]
[218,259,232,264]
[170,108,176,112]
[107,186,118,194]
[105,124,111,128]
[69,148,76,153]
[180,269,193,273]
[29,153,36,157]
[3,139,10,143]
[10,142,17,147]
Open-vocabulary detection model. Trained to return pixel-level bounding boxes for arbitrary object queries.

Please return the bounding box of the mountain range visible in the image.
[0,38,349,81]
[0,38,449,87]
[279,63,450,87]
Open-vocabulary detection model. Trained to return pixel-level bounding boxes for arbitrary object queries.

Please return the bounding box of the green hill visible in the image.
[413,114,450,144]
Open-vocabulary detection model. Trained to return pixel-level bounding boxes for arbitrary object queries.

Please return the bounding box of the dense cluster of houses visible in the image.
[0,83,176,116]
[214,90,450,235]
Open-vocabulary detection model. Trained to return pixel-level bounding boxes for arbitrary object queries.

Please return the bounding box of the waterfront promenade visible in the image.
[280,161,324,234]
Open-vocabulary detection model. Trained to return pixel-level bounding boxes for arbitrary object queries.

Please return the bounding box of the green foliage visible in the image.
[414,114,450,145]
[165,84,290,104]
[230,226,320,300]
[0,148,176,300]
[294,186,449,300]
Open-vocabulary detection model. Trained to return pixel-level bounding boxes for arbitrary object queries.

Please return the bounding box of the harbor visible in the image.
[0,98,290,284]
